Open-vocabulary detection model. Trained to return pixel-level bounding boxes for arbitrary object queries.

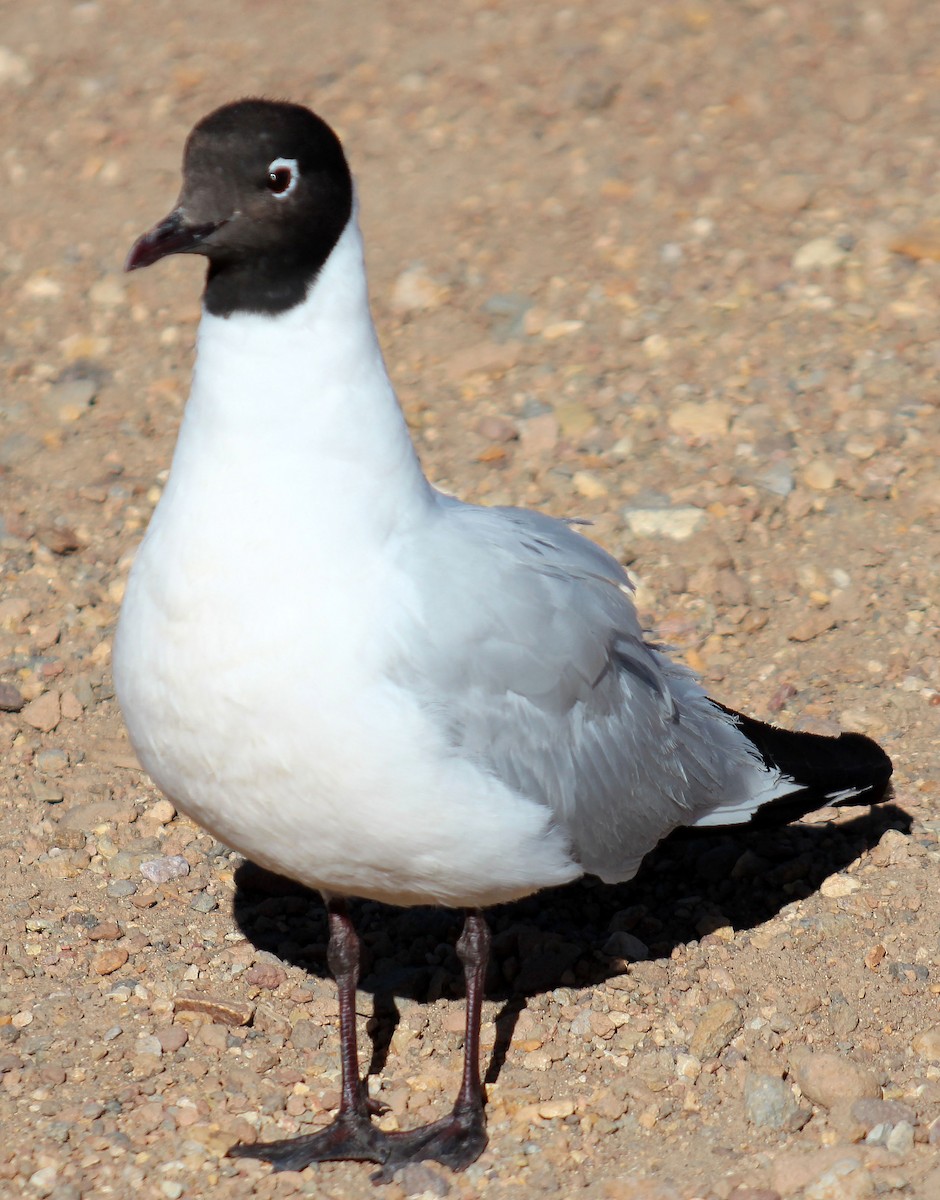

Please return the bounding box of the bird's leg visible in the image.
[452,909,490,1126]
[375,909,490,1177]
[228,897,389,1171]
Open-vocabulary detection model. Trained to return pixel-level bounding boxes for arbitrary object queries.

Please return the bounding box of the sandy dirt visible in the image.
[1,2,939,1198]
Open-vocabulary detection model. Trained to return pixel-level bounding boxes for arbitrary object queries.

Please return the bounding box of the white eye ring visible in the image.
[266,157,299,198]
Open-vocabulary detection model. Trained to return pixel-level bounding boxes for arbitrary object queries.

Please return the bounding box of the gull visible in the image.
[115,98,893,1176]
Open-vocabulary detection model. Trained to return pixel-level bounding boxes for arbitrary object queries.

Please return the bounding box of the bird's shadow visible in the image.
[231,801,910,1088]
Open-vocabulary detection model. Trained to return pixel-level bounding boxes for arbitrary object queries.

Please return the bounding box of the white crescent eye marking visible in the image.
[266,157,299,198]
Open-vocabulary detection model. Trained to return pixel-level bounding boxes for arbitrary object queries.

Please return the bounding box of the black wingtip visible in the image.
[713,703,894,828]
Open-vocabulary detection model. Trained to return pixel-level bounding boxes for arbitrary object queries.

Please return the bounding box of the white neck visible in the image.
[164,212,432,547]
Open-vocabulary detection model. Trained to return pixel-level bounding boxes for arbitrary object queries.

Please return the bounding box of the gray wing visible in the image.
[395,494,762,883]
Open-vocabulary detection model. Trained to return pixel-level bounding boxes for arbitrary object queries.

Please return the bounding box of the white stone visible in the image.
[793,237,848,271]
[819,872,860,898]
[0,46,33,89]
[391,264,445,313]
[669,400,733,440]
[28,1167,57,1197]
[624,506,707,541]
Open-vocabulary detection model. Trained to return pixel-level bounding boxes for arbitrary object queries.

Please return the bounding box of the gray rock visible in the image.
[134,1034,163,1058]
[106,880,137,898]
[830,997,860,1038]
[753,462,795,497]
[602,931,650,962]
[0,682,24,712]
[290,1020,328,1052]
[31,780,65,804]
[567,1010,593,1039]
[744,1071,810,1131]
[35,748,69,774]
[483,293,532,340]
[105,851,149,880]
[885,1121,915,1156]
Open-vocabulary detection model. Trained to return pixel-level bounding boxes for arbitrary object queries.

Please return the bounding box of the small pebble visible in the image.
[819,873,860,898]
[885,1120,916,1156]
[788,610,835,643]
[246,962,287,989]
[803,460,837,491]
[910,1025,940,1061]
[0,45,34,89]
[140,855,190,884]
[749,174,814,215]
[744,1071,809,1131]
[155,1024,189,1053]
[31,780,65,804]
[690,999,743,1060]
[21,690,61,733]
[150,799,177,824]
[790,1049,880,1109]
[27,1166,58,1198]
[668,400,732,440]
[538,1098,575,1119]
[572,470,608,499]
[793,237,848,271]
[134,1034,163,1057]
[554,401,595,440]
[394,1162,451,1197]
[830,999,859,1037]
[89,277,125,308]
[106,880,138,898]
[391,264,445,313]
[43,377,96,422]
[0,682,25,712]
[802,1157,870,1200]
[173,993,254,1026]
[518,412,559,456]
[59,690,82,721]
[93,947,129,976]
[35,747,69,773]
[108,850,149,880]
[623,506,707,541]
[88,920,123,941]
[0,598,31,629]
[754,463,795,497]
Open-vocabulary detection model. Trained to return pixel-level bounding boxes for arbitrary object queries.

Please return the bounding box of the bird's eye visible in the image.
[265,157,299,197]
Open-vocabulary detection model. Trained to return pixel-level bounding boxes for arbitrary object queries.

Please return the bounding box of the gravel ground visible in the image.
[2,2,940,1197]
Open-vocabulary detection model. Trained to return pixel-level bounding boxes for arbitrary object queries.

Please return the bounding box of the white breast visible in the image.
[113,217,579,908]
